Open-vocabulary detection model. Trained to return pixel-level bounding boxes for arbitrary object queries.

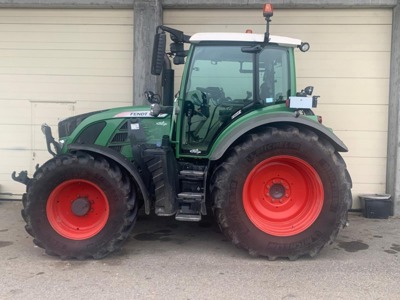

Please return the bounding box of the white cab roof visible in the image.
[190,32,301,47]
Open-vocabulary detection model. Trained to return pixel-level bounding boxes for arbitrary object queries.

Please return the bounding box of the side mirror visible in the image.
[151,32,166,75]
[170,42,186,65]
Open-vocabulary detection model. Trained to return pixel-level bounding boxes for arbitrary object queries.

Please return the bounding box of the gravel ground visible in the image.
[1,200,400,300]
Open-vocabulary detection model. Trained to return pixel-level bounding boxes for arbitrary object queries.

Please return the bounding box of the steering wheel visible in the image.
[196,87,226,103]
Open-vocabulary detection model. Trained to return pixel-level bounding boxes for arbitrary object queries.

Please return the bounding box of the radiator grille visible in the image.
[107,121,129,153]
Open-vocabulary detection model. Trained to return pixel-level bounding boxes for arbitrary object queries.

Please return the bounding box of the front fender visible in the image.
[68,144,151,214]
[209,112,348,161]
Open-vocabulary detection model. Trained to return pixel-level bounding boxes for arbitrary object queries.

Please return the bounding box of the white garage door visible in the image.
[164,8,392,208]
[0,9,133,199]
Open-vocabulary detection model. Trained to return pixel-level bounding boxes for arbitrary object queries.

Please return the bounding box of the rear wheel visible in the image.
[22,153,137,259]
[211,126,352,260]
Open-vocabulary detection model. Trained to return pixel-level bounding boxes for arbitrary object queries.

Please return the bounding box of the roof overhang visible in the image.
[190,32,302,47]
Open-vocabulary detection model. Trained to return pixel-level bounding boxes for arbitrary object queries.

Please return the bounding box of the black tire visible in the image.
[22,152,138,259]
[211,126,352,260]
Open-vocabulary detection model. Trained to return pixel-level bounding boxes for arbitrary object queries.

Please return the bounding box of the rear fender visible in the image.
[68,144,151,214]
[209,112,348,161]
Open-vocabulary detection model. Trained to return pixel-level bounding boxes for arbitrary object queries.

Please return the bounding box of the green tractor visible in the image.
[12,4,352,260]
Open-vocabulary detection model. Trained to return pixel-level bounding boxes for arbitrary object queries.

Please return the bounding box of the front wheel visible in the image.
[22,153,137,259]
[211,126,352,260]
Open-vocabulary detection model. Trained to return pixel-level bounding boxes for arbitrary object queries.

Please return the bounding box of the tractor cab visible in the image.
[178,34,295,156]
[148,4,313,158]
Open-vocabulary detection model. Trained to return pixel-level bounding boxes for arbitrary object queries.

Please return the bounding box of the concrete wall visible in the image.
[0,0,397,8]
[133,0,162,105]
[387,2,400,214]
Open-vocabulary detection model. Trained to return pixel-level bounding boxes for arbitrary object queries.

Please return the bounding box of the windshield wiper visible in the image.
[241,45,263,53]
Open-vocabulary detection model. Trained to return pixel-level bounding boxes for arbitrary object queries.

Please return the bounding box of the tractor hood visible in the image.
[59,106,169,139]
[57,105,171,155]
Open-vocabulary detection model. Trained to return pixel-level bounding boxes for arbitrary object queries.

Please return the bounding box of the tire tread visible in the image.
[211,125,351,260]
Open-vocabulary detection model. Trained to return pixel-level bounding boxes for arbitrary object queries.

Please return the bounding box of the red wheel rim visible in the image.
[243,155,324,236]
[46,179,109,240]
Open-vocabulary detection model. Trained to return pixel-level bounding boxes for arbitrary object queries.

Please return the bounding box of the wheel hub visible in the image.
[71,197,91,216]
[269,183,285,200]
[265,179,290,204]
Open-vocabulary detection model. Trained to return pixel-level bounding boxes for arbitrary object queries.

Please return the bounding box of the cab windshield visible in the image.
[181,44,290,154]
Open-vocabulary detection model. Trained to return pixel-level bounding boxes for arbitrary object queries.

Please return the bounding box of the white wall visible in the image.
[0,9,134,198]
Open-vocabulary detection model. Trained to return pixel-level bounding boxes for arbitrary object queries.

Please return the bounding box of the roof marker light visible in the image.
[245,29,253,33]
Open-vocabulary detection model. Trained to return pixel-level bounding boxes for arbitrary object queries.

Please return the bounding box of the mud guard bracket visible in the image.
[41,124,61,157]
[11,170,32,186]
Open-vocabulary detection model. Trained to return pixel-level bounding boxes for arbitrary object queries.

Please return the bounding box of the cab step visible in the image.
[175,192,203,221]
[177,192,203,202]
[175,212,201,222]
[179,170,205,180]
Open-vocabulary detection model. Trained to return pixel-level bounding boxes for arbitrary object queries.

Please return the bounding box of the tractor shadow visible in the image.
[119,209,247,259]
[116,212,400,262]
